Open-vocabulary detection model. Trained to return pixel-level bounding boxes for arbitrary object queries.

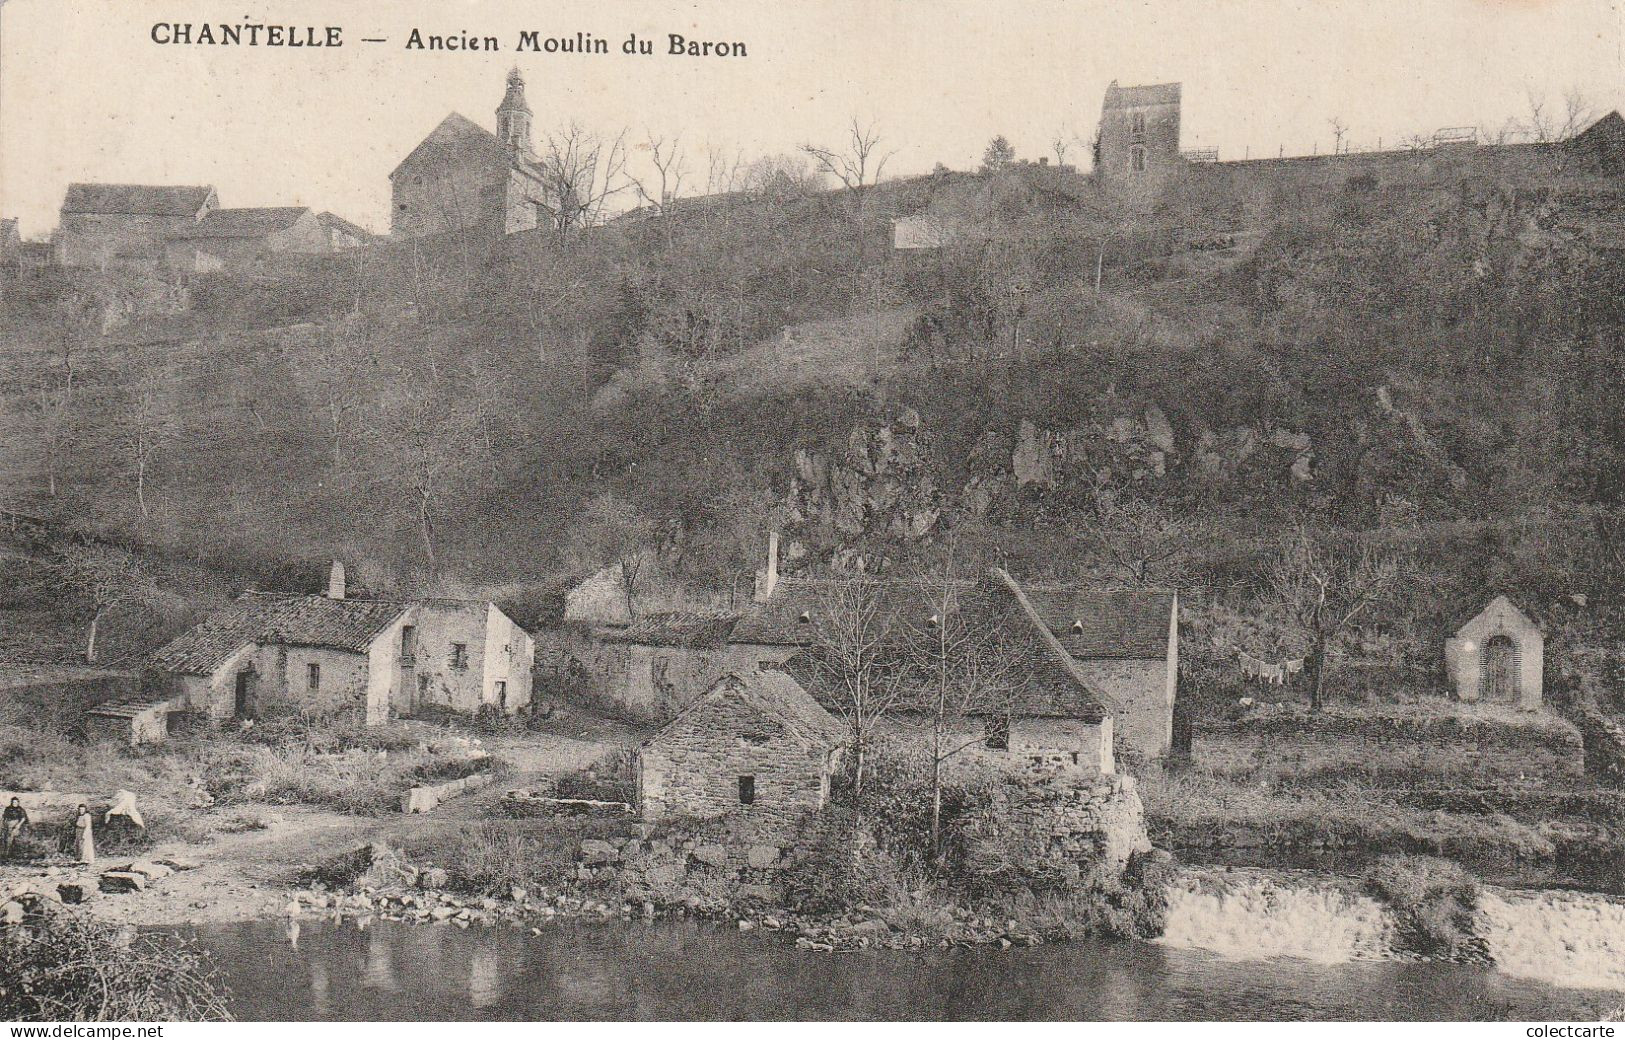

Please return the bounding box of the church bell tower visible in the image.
[495,66,533,156]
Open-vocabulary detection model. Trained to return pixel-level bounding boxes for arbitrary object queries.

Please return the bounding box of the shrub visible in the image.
[406,820,622,894]
[0,907,232,1021]
[783,811,931,915]
[1365,854,1487,960]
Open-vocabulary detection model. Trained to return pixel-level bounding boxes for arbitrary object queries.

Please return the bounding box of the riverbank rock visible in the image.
[99,871,146,894]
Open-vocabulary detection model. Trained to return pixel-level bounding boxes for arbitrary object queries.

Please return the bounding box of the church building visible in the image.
[389,68,552,238]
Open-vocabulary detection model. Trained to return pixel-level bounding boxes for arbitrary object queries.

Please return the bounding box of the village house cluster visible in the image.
[13,70,1622,268]
[11,70,1598,829]
[88,563,534,745]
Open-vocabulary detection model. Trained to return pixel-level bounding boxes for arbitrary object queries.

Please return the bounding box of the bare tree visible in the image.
[363,360,489,576]
[562,492,657,618]
[801,117,891,197]
[1051,129,1073,166]
[1075,493,1207,586]
[801,577,912,803]
[1328,116,1349,155]
[296,317,375,471]
[122,361,173,520]
[1266,527,1400,710]
[50,543,158,663]
[803,117,894,303]
[904,570,1035,858]
[538,122,631,242]
[740,153,824,200]
[629,132,689,247]
[1520,86,1595,144]
[33,289,98,497]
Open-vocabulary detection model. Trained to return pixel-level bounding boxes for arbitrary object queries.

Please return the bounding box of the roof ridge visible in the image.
[989,567,1120,713]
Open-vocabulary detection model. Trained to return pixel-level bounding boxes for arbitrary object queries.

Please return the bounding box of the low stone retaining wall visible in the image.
[401,772,497,814]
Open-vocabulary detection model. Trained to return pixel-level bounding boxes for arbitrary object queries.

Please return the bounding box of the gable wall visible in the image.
[391,146,507,238]
[637,694,834,825]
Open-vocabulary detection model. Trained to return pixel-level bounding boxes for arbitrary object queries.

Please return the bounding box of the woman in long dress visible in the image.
[71,804,94,865]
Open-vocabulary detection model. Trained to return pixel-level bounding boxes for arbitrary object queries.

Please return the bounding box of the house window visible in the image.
[1131,147,1146,173]
[985,715,1010,751]
[307,663,321,691]
[451,643,468,671]
[1131,112,1147,137]
[737,776,756,805]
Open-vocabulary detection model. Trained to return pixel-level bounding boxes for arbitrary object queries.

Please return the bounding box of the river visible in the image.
[180,918,1621,1021]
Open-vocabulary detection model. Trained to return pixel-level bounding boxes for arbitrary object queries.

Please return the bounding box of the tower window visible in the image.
[1132,146,1147,173]
[451,643,468,671]
[738,776,756,805]
[1131,112,1147,137]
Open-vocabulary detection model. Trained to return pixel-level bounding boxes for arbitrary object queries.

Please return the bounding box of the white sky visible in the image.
[1,0,1621,237]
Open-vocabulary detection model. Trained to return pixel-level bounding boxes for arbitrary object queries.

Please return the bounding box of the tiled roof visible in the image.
[316,211,374,239]
[600,611,740,648]
[729,576,971,648]
[1103,82,1181,109]
[170,207,311,240]
[390,112,546,182]
[150,593,408,676]
[62,183,214,216]
[86,696,181,720]
[649,669,846,750]
[1017,587,1174,659]
[732,576,1172,659]
[738,571,1173,722]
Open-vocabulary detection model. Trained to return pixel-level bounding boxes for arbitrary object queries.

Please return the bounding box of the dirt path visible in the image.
[2,719,644,928]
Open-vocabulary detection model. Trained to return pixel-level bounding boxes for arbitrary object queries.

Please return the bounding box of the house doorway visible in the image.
[234,670,254,719]
[1482,634,1519,703]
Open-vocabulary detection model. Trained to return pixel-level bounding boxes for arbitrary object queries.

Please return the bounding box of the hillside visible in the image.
[0,149,1621,704]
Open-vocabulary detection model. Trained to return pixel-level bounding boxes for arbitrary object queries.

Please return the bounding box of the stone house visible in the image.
[57,183,218,269]
[163,207,331,272]
[144,563,534,733]
[390,68,551,239]
[581,612,739,722]
[730,544,1177,761]
[1445,595,1544,710]
[1095,81,1183,197]
[634,669,846,825]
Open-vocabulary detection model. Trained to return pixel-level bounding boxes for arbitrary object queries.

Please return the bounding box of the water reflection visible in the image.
[177,918,1618,1022]
[364,936,398,993]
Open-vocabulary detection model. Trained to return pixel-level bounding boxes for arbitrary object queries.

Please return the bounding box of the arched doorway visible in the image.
[1482,634,1520,703]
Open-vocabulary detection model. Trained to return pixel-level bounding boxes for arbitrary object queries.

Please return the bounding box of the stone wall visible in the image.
[58,212,201,269]
[391,149,506,238]
[939,716,1114,777]
[959,766,1151,888]
[1077,658,1174,760]
[636,692,836,828]
[413,600,489,714]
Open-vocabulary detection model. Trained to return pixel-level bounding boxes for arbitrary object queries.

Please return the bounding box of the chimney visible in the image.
[326,560,346,600]
[752,532,780,603]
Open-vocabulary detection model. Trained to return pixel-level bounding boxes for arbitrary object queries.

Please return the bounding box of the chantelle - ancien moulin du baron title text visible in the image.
[148,23,750,57]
